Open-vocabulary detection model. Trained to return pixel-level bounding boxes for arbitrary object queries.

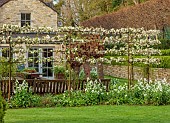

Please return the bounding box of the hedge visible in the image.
[0,91,7,123]
[105,56,170,68]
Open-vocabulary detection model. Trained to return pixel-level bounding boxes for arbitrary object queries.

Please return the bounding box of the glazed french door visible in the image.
[27,47,54,79]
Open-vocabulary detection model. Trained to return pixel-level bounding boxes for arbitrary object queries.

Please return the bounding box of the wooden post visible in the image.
[127,33,131,89]
[8,31,12,101]
[68,31,71,95]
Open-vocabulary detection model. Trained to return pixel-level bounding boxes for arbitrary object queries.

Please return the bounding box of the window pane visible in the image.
[2,48,9,57]
[26,14,31,20]
[28,62,33,67]
[48,68,53,77]
[28,53,33,57]
[43,61,47,67]
[43,68,47,76]
[35,67,39,72]
[48,49,53,57]
[21,13,25,20]
[21,13,31,27]
[26,21,30,26]
[48,61,52,67]
[43,49,47,57]
[21,21,26,27]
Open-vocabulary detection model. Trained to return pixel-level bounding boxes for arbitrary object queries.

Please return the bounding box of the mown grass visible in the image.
[5,105,170,123]
[104,75,128,84]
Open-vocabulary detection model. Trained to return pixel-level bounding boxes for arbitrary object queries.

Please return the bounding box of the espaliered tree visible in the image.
[0,24,161,99]
[67,34,105,79]
[104,28,161,88]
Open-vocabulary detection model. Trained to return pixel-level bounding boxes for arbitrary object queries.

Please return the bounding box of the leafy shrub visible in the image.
[161,49,170,56]
[53,65,66,74]
[0,91,7,123]
[10,78,170,108]
[84,79,107,105]
[54,79,107,107]
[107,78,170,105]
[40,94,55,107]
[153,56,170,68]
[107,78,128,105]
[129,79,170,105]
[53,65,66,79]
[11,80,33,108]
[157,39,170,49]
[105,55,170,68]
[0,57,17,79]
[54,90,86,107]
[90,68,98,79]
[79,68,86,80]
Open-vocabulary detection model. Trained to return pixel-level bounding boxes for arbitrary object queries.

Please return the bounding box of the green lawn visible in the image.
[104,75,128,83]
[5,105,170,123]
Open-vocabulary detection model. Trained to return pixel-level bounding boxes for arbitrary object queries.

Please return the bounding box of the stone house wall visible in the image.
[103,65,170,82]
[0,0,57,29]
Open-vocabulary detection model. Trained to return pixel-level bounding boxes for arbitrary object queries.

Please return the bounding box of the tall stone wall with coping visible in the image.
[103,65,170,82]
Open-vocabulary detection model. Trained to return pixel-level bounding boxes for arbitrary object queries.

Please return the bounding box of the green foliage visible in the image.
[152,56,170,68]
[129,79,170,105]
[0,57,17,79]
[54,91,86,107]
[157,39,170,49]
[55,79,107,106]
[161,49,170,56]
[9,78,170,108]
[54,78,170,107]
[106,78,170,105]
[11,80,33,108]
[105,55,170,68]
[112,0,122,8]
[53,65,66,74]
[79,68,86,80]
[79,69,107,87]
[54,0,64,14]
[0,91,7,123]
[22,67,36,73]
[39,94,55,107]
[5,105,170,123]
[90,68,98,79]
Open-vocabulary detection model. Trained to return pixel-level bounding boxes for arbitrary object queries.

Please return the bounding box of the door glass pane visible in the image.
[28,48,39,72]
[48,68,53,76]
[43,49,47,57]
[42,48,53,78]
[43,68,47,76]
[48,61,52,67]
[43,61,47,67]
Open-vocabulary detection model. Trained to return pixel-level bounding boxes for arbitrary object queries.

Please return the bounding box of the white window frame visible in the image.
[21,13,31,27]
[26,47,54,79]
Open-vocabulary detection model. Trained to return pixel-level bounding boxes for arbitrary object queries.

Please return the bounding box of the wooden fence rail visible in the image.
[0,79,110,98]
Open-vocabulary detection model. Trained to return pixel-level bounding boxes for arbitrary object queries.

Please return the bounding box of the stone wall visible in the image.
[0,0,57,29]
[103,65,170,82]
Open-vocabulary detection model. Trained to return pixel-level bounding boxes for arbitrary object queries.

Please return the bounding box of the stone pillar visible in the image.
[83,62,91,79]
[97,62,104,79]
